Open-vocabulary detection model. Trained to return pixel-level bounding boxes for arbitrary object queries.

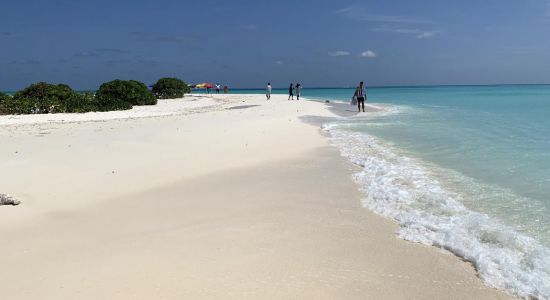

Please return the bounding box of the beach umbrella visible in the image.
[194,83,214,89]
[193,83,214,94]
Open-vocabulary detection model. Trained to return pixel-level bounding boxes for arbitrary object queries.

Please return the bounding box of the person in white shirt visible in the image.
[266,83,272,100]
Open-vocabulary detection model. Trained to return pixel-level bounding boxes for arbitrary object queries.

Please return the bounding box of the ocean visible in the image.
[235,85,550,299]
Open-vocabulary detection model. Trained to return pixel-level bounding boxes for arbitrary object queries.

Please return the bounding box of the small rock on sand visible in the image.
[0,194,21,206]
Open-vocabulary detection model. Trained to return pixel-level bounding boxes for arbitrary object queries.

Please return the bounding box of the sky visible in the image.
[1,0,550,90]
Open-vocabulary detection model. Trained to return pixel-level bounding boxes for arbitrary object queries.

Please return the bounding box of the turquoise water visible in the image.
[225,85,550,298]
[323,86,550,239]
[231,86,550,243]
[296,85,550,299]
[318,86,550,231]
[231,87,550,242]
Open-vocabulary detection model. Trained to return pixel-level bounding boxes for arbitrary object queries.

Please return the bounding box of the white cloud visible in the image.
[328,50,351,57]
[373,27,439,39]
[361,50,377,58]
[416,31,435,39]
[242,25,257,30]
[336,5,432,24]
[276,60,284,65]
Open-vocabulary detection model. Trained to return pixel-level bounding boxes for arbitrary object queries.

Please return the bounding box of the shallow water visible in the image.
[306,85,550,299]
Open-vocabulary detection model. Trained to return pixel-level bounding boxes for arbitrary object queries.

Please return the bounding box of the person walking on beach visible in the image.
[266,83,272,100]
[224,85,228,94]
[355,81,366,112]
[296,83,301,100]
[215,83,221,94]
[288,83,294,100]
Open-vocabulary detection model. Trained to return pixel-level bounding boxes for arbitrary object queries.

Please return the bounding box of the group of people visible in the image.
[205,84,228,95]
[265,81,367,113]
[214,84,229,94]
[265,83,302,100]
[287,83,302,100]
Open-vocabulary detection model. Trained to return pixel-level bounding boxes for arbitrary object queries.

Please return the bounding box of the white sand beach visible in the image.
[0,94,515,299]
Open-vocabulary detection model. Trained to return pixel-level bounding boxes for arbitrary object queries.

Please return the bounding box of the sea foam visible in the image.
[323,125,550,299]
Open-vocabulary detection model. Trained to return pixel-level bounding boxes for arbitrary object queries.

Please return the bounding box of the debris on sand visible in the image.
[0,194,20,206]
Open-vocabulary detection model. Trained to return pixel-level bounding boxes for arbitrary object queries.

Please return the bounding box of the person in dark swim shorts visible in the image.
[356,81,366,112]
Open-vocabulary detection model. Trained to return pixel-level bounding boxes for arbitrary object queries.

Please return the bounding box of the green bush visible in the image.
[0,96,35,114]
[7,82,79,114]
[152,77,191,99]
[96,79,156,111]
[1,83,100,114]
[0,92,7,114]
[2,79,161,115]
[63,92,98,113]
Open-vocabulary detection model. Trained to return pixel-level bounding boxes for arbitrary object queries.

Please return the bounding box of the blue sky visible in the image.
[1,0,550,90]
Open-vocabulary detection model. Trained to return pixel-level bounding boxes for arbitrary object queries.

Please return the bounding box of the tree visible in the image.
[152,77,191,99]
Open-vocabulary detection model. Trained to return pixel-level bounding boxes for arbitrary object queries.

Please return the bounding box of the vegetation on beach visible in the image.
[0,92,9,113]
[0,77,190,115]
[152,77,191,99]
[96,80,156,111]
[1,82,81,114]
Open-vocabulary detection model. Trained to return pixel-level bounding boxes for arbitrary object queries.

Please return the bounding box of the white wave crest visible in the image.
[325,126,550,299]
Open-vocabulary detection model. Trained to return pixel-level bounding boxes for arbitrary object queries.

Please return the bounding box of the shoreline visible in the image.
[0,94,515,299]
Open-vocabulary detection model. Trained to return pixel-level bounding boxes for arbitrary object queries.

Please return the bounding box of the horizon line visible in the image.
[3,83,550,93]
[224,83,550,90]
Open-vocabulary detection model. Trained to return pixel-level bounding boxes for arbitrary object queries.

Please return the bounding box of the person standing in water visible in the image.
[288,83,294,100]
[356,81,366,112]
[295,83,301,100]
[266,83,272,100]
